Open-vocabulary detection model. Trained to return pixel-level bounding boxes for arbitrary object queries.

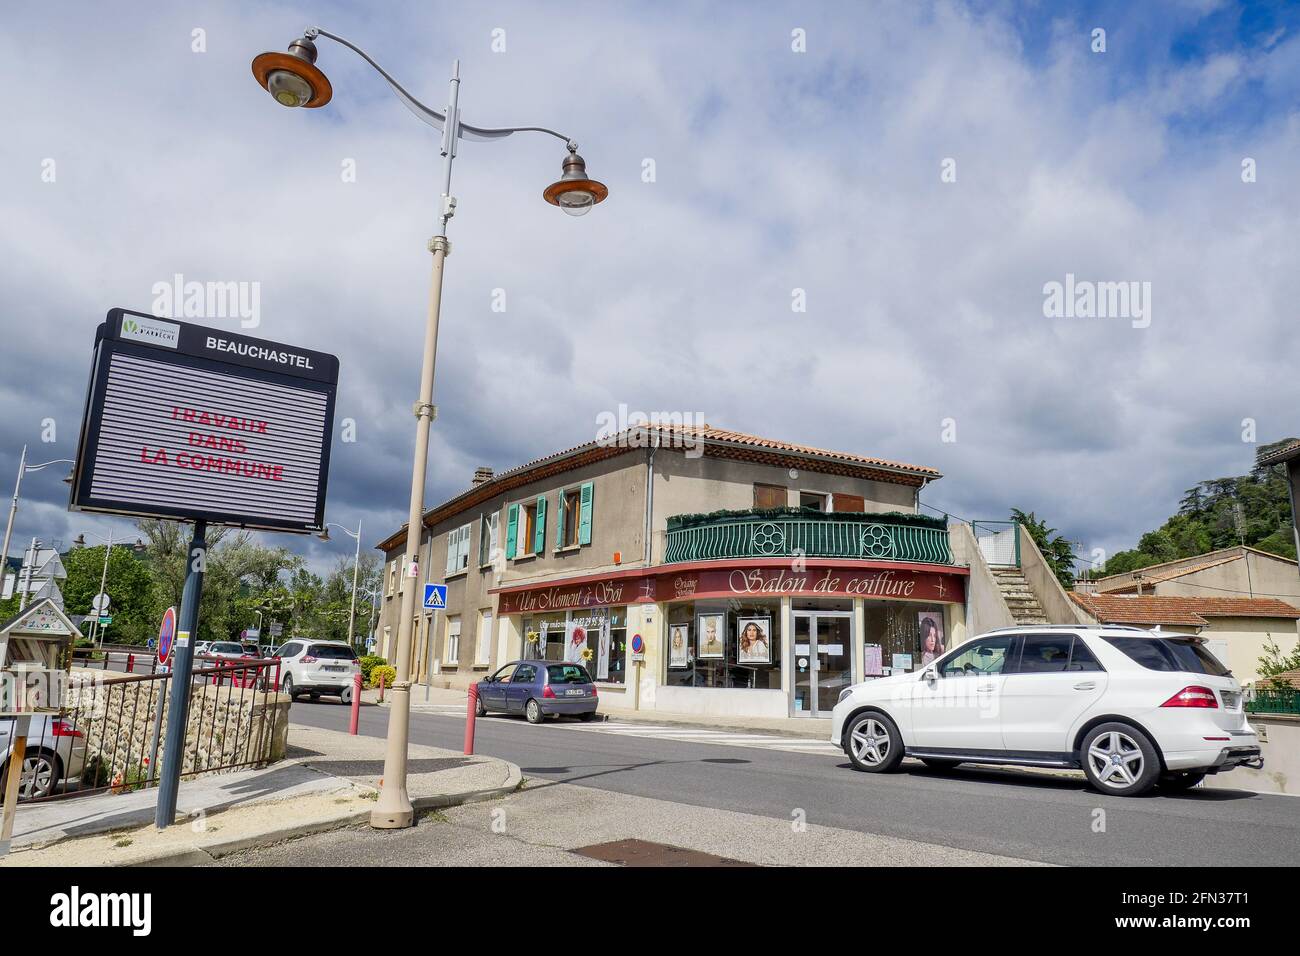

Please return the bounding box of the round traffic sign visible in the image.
[158,606,177,666]
[630,634,644,654]
[92,592,110,613]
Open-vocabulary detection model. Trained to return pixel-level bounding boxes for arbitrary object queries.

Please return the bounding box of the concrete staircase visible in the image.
[991,568,1049,625]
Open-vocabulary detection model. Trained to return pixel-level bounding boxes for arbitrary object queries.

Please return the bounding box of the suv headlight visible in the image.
[838,687,854,704]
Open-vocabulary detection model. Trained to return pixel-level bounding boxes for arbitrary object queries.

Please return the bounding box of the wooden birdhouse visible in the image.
[0,597,77,715]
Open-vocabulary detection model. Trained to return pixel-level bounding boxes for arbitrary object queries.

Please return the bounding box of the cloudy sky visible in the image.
[2,0,1298,574]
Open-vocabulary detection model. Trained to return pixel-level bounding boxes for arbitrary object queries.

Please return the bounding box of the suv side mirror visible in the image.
[923,666,938,683]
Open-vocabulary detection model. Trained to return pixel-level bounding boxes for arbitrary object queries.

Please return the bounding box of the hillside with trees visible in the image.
[1094,438,1298,578]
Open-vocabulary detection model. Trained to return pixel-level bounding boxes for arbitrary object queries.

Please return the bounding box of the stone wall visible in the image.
[64,668,291,790]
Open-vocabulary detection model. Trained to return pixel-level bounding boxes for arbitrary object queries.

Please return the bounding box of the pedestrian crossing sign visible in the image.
[423,583,448,610]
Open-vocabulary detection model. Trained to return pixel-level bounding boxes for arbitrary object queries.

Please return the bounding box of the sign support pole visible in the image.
[155,520,207,829]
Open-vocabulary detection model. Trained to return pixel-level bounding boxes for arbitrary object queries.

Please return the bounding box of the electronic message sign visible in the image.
[70,308,339,533]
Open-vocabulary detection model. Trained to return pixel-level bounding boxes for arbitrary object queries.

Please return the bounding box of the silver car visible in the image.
[0,714,88,799]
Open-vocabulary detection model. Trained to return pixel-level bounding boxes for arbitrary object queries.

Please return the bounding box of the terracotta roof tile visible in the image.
[1070,592,1300,627]
[1257,439,1300,467]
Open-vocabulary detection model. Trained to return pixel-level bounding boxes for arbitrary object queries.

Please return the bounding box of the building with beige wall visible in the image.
[1068,592,1300,684]
[374,425,969,720]
[1080,546,1300,608]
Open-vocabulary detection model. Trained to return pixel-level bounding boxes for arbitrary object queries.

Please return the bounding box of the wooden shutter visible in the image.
[534,496,547,555]
[578,481,594,545]
[754,483,786,509]
[505,504,519,559]
[555,491,568,549]
[832,493,865,514]
[445,528,456,574]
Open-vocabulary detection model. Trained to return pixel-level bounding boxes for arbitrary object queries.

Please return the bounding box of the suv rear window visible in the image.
[309,644,357,660]
[547,664,592,684]
[1101,636,1231,677]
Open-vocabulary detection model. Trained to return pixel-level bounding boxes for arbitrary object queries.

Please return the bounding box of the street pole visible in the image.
[18,537,36,610]
[348,519,361,651]
[93,529,113,648]
[371,66,460,830]
[0,446,26,593]
[155,520,207,830]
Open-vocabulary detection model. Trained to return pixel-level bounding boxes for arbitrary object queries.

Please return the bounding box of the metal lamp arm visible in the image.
[307,28,576,149]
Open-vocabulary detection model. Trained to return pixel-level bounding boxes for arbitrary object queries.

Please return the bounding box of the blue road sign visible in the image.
[423,583,448,610]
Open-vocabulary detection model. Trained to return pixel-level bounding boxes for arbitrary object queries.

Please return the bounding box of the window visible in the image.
[799,492,827,511]
[939,636,1015,677]
[479,512,499,567]
[664,600,782,689]
[386,561,396,597]
[508,498,547,558]
[445,523,471,574]
[1016,634,1073,673]
[308,644,357,660]
[445,617,461,666]
[1102,636,1231,676]
[490,662,517,683]
[278,642,302,658]
[514,664,538,684]
[754,483,786,510]
[521,607,626,683]
[547,663,592,684]
[1067,638,1103,672]
[556,482,595,549]
[559,488,581,548]
[475,611,493,666]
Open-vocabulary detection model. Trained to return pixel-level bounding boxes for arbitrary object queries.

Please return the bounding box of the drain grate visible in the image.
[571,838,756,867]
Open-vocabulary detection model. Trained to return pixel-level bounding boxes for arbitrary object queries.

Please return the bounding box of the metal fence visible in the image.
[1245,686,1300,716]
[3,657,283,803]
[971,520,1020,567]
[664,516,953,565]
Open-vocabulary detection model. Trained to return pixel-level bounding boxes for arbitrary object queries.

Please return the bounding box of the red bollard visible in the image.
[378,673,386,703]
[349,672,362,736]
[464,683,478,755]
[126,653,135,674]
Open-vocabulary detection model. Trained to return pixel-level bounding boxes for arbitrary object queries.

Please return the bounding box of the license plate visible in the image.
[324,666,345,672]
[565,689,585,696]
[1221,691,1240,709]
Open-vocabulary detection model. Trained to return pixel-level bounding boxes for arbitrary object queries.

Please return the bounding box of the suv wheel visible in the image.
[1,749,61,799]
[525,699,544,724]
[1081,723,1160,796]
[1157,770,1207,792]
[281,675,298,700]
[845,712,904,773]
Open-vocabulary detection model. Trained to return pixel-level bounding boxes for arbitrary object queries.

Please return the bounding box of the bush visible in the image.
[368,665,397,690]
[359,655,388,684]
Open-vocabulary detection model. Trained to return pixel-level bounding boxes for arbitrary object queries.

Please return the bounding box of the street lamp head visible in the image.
[251,36,332,109]
[543,148,608,217]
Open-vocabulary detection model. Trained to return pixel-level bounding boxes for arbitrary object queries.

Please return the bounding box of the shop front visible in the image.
[491,559,968,720]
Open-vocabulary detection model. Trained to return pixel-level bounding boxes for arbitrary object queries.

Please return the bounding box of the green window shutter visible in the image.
[505,504,519,559]
[555,491,567,550]
[534,496,547,555]
[578,481,594,545]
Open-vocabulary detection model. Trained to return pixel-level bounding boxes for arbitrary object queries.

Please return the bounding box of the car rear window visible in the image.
[547,664,592,684]
[1101,636,1231,677]
[309,644,357,660]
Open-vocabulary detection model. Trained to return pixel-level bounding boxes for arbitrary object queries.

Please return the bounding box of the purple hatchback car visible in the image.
[476,660,599,724]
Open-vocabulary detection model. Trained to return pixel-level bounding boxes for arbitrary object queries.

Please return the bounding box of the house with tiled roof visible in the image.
[1080,545,1300,610]
[374,423,971,720]
[1069,592,1300,683]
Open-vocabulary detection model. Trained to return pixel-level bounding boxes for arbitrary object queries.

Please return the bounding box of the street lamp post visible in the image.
[2,446,75,602]
[252,28,607,829]
[77,529,116,647]
[320,519,363,651]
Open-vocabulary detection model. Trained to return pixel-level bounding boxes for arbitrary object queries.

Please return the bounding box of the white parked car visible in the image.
[275,639,360,704]
[831,625,1263,796]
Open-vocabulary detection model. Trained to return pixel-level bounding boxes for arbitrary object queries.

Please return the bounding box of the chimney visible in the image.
[472,466,494,487]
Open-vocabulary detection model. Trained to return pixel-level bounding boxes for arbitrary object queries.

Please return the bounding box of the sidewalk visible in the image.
[0,719,520,867]
[395,683,835,739]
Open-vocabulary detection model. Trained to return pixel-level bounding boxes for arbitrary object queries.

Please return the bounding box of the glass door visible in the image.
[792,611,854,717]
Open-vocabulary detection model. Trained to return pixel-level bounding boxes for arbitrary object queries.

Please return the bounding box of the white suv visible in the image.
[831,625,1263,796]
[275,640,361,704]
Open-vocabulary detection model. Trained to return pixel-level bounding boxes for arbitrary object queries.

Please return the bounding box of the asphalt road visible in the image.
[289,700,1300,866]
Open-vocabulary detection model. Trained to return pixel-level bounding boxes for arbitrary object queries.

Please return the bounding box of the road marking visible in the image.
[558,720,843,756]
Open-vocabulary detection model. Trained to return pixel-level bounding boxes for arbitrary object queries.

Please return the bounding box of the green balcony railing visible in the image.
[663,510,953,565]
[1246,687,1300,716]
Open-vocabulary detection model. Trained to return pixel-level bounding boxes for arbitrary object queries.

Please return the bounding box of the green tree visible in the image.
[62,543,155,644]
[1010,508,1079,588]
